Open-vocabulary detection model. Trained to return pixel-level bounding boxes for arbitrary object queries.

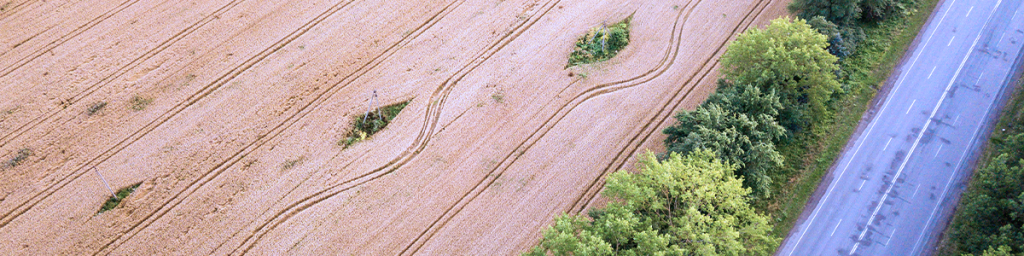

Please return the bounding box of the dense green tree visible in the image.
[790,0,862,25]
[981,245,1014,256]
[664,83,786,198]
[720,18,840,129]
[806,16,865,59]
[860,0,909,22]
[948,151,1024,254]
[526,151,779,256]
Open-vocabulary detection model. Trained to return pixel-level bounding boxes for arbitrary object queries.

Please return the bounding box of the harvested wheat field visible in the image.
[0,0,789,254]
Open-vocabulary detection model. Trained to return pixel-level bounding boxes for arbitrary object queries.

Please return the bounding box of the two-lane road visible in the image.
[779,0,1024,255]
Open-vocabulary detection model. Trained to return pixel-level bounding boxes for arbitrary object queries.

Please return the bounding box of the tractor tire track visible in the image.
[0,0,52,23]
[225,1,560,254]
[0,0,362,232]
[396,2,705,254]
[0,0,279,229]
[573,0,774,213]
[0,0,143,79]
[95,0,476,254]
[0,0,246,148]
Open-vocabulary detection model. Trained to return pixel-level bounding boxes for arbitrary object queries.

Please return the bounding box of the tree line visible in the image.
[526,0,920,252]
[943,94,1024,255]
[526,18,837,255]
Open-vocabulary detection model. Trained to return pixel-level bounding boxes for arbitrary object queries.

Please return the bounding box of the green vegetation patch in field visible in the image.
[86,101,107,116]
[567,17,631,67]
[5,148,32,168]
[129,96,153,111]
[97,182,141,214]
[339,100,410,148]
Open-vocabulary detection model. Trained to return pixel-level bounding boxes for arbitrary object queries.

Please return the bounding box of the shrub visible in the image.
[5,148,32,168]
[129,96,152,111]
[86,101,107,116]
[339,100,410,148]
[567,17,631,67]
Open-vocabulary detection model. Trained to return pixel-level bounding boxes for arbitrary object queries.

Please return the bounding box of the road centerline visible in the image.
[831,219,844,237]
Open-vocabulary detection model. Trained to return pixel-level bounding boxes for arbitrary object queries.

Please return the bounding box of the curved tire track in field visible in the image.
[0,0,144,79]
[395,1,713,253]
[0,0,263,229]
[95,0,477,254]
[224,1,562,254]
[0,0,364,232]
[0,0,246,148]
[571,0,773,214]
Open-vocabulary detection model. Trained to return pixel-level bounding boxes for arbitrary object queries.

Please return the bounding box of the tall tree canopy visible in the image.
[947,133,1024,255]
[790,0,862,25]
[806,16,865,59]
[720,18,840,129]
[526,151,779,256]
[664,83,786,198]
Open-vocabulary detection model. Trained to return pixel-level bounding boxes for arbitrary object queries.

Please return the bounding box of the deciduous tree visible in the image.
[526,151,779,256]
[664,83,786,198]
[720,18,840,129]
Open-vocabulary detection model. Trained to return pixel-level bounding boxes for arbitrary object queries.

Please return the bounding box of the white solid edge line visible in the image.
[850,1,1001,254]
[782,0,960,254]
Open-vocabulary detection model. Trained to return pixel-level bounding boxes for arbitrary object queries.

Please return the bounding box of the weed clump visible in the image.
[282,157,303,170]
[97,182,141,214]
[5,148,31,168]
[567,17,631,67]
[129,96,152,111]
[339,100,410,148]
[86,101,107,116]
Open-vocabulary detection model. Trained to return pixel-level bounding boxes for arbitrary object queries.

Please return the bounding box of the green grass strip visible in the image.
[97,182,141,214]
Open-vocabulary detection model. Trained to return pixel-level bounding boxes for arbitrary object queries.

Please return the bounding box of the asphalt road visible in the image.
[777,0,1024,255]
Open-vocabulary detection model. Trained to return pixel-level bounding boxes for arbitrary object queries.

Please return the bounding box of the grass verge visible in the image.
[339,100,410,148]
[96,182,141,214]
[763,0,941,240]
